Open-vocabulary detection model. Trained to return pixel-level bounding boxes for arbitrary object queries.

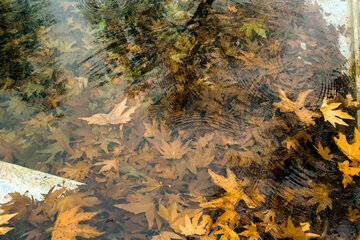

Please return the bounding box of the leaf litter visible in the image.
[0,0,360,239]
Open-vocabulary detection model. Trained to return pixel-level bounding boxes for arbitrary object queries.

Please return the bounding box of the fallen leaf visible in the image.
[94,159,120,174]
[338,161,360,188]
[158,202,201,233]
[0,213,18,235]
[314,142,334,161]
[347,207,360,222]
[58,161,91,181]
[334,128,360,164]
[56,192,101,213]
[320,97,354,127]
[51,207,103,240]
[214,224,240,240]
[79,99,138,125]
[240,19,268,38]
[238,222,262,240]
[152,231,183,240]
[179,212,210,236]
[159,138,190,159]
[300,182,332,213]
[279,217,319,240]
[273,88,320,125]
[114,193,157,229]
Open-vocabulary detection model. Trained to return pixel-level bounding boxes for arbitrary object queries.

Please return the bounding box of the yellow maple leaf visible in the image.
[200,169,264,229]
[79,99,138,125]
[201,169,262,210]
[338,161,360,187]
[214,224,240,240]
[239,222,262,240]
[347,207,360,222]
[0,213,17,235]
[334,128,360,164]
[158,202,202,233]
[320,97,354,127]
[273,88,320,125]
[51,207,103,240]
[278,217,319,240]
[179,212,210,236]
[314,142,334,161]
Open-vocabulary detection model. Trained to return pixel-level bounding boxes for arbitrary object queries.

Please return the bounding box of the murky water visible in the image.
[0,0,360,239]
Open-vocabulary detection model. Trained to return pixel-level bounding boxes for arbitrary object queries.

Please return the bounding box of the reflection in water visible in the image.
[0,0,359,239]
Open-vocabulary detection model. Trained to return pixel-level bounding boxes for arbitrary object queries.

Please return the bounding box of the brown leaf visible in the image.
[114,193,157,229]
[273,88,320,125]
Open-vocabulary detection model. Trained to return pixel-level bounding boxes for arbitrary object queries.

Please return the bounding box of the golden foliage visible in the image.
[0,213,17,235]
[320,97,354,127]
[314,142,334,161]
[238,222,262,240]
[179,212,210,236]
[51,207,103,240]
[347,207,360,222]
[334,128,360,164]
[278,217,319,240]
[214,224,240,240]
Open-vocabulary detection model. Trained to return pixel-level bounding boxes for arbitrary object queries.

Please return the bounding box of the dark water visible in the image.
[0,0,359,239]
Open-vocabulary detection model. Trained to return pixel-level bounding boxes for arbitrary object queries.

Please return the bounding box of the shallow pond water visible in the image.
[0,0,360,239]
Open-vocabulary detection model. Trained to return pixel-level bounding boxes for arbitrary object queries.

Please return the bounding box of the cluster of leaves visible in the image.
[1,0,360,239]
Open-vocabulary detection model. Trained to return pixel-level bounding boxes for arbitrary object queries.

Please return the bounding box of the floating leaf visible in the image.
[334,128,360,163]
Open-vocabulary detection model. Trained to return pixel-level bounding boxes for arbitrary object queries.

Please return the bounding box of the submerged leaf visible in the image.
[152,231,183,240]
[273,88,320,125]
[79,99,138,125]
[179,212,209,236]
